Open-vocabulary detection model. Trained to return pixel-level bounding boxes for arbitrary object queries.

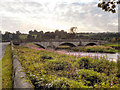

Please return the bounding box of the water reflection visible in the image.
[63,51,119,62]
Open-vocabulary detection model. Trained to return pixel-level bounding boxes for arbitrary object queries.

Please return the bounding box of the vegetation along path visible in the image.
[0,42,10,89]
[0,44,12,89]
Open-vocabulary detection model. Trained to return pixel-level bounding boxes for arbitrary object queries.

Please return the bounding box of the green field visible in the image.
[104,43,120,48]
[19,34,28,39]
[14,44,120,88]
[19,34,38,39]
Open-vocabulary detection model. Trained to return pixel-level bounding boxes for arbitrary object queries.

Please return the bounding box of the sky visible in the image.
[0,0,119,34]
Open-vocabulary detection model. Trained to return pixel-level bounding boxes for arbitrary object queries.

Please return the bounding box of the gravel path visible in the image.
[0,42,10,60]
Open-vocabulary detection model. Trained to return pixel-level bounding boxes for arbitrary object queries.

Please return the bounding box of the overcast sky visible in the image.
[0,0,118,34]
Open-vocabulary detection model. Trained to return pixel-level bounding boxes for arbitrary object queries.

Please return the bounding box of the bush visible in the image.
[117,58,120,78]
[74,69,106,86]
[41,55,53,61]
[42,76,87,88]
[28,74,88,88]
[70,45,117,53]
[74,69,119,88]
[97,57,118,76]
[75,57,118,76]
[76,57,91,69]
[49,77,88,88]
[44,59,71,71]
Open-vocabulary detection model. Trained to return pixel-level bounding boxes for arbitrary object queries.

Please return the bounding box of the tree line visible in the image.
[2,29,120,43]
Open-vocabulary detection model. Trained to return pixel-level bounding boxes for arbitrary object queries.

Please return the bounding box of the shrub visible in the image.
[117,58,120,78]
[97,57,118,76]
[70,45,117,53]
[45,77,87,88]
[74,69,119,88]
[74,69,106,86]
[75,57,118,76]
[28,74,88,88]
[76,57,91,69]
[41,55,53,61]
[44,59,71,71]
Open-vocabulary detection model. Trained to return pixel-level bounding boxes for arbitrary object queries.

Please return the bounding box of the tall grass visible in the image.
[0,57,2,89]
[1,45,12,88]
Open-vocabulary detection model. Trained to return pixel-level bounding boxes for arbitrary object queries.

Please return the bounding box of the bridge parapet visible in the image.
[33,39,107,49]
[39,39,81,42]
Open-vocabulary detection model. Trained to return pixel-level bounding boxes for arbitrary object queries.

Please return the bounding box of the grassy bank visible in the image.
[104,43,120,49]
[1,45,12,88]
[69,45,117,53]
[14,45,120,88]
[0,57,2,89]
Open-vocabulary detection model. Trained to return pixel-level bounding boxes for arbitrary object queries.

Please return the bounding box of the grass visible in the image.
[0,58,2,89]
[104,43,120,47]
[104,43,120,50]
[1,45,12,88]
[19,34,37,39]
[27,43,41,48]
[14,44,120,88]
[56,45,71,50]
[69,45,117,53]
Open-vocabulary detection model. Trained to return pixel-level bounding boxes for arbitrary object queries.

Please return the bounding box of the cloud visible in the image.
[0,0,118,33]
[53,1,118,32]
[1,17,22,33]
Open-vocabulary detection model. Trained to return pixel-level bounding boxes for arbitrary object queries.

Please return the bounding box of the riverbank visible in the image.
[13,43,120,88]
[57,45,117,53]
[104,43,120,49]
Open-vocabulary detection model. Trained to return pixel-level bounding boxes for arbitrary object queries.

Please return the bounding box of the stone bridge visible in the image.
[33,39,107,49]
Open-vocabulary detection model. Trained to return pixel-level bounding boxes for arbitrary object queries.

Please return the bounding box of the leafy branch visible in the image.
[98,0,120,13]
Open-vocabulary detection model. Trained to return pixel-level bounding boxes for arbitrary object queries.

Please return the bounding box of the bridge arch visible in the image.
[34,43,45,49]
[47,45,56,49]
[58,42,76,47]
[85,43,97,46]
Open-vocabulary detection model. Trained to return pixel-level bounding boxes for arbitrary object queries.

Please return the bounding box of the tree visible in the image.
[33,29,38,34]
[16,31,21,36]
[29,30,33,35]
[2,31,11,41]
[69,27,77,34]
[27,35,35,41]
[111,37,116,42]
[98,0,120,13]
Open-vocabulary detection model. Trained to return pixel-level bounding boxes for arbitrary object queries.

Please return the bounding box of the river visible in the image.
[57,50,120,62]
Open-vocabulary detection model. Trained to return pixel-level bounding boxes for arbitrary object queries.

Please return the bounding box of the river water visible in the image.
[58,50,120,62]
